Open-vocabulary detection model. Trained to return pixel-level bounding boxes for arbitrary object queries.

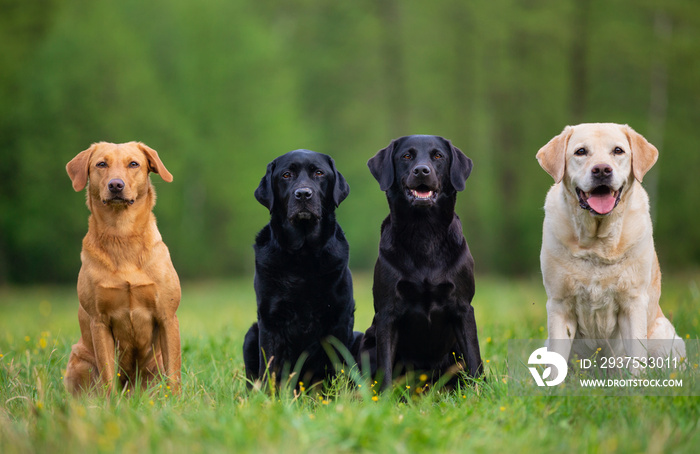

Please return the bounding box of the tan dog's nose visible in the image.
[591,164,612,177]
[108,179,125,193]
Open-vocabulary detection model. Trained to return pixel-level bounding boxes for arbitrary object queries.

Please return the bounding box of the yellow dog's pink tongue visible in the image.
[587,193,616,214]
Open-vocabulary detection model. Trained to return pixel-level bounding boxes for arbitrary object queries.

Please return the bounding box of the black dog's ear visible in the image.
[368,138,400,191]
[444,138,472,192]
[326,155,350,207]
[254,160,276,211]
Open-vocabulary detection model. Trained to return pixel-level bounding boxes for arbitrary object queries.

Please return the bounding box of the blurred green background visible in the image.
[1,0,698,284]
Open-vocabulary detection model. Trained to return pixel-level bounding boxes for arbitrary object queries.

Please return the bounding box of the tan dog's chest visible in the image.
[566,264,630,339]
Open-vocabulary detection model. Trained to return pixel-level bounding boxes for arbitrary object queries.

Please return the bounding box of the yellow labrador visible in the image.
[64,142,181,395]
[536,123,685,372]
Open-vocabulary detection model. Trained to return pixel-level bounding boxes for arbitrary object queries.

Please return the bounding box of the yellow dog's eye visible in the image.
[574,148,587,156]
[96,161,107,168]
[613,147,625,155]
[129,161,140,168]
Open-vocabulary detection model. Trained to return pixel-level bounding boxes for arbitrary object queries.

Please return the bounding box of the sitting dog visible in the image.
[536,123,686,372]
[64,142,181,395]
[243,150,356,386]
[359,135,484,389]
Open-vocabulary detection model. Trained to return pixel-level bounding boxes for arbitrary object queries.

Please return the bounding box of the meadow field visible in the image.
[1,273,698,453]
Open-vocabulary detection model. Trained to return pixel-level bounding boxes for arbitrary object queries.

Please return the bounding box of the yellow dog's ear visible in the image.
[137,142,173,182]
[536,126,573,183]
[66,143,99,192]
[623,125,658,182]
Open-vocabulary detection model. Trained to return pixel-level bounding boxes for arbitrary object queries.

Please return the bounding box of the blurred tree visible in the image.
[0,0,697,283]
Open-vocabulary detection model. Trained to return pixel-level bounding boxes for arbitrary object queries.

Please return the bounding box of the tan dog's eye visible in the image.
[613,147,625,155]
[282,171,292,179]
[315,169,324,177]
[574,148,587,156]
[129,161,140,168]
[96,161,107,168]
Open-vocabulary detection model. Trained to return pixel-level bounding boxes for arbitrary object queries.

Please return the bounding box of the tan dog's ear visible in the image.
[536,126,573,183]
[623,125,658,182]
[66,144,98,191]
[137,142,173,182]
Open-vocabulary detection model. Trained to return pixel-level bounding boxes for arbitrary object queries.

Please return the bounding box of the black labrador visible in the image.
[243,149,357,387]
[359,135,484,389]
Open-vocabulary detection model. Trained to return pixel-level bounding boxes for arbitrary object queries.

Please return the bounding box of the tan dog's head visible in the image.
[66,142,173,208]
[536,123,658,216]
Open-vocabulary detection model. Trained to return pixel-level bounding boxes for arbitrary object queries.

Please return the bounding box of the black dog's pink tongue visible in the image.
[587,192,616,214]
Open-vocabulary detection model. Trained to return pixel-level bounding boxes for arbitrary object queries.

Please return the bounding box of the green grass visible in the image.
[1,273,699,453]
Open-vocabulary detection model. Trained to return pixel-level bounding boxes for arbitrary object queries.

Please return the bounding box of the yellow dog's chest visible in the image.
[94,277,159,349]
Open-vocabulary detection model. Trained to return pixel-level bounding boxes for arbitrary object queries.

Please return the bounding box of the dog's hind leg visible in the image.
[64,341,99,396]
[648,316,686,362]
[243,322,260,381]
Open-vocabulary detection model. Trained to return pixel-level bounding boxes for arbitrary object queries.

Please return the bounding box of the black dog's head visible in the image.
[367,135,472,208]
[255,149,349,229]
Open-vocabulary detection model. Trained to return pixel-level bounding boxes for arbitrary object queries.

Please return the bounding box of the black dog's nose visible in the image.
[109,179,125,193]
[412,165,431,176]
[591,164,613,177]
[294,187,313,200]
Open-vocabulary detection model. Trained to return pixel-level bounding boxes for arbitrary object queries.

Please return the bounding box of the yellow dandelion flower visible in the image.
[371,396,379,402]
[39,338,47,349]
[117,373,121,377]
[24,336,30,342]
[500,406,506,412]
[341,369,345,374]
[670,373,678,380]
[358,384,362,388]
[406,385,410,389]
[322,400,329,405]
[686,334,691,339]
[164,394,168,398]
[149,400,154,406]
[419,374,428,382]
[462,395,466,399]
[166,385,171,390]
[486,359,490,363]
[36,401,44,410]
[0,354,4,358]
[486,337,492,343]
[597,348,602,352]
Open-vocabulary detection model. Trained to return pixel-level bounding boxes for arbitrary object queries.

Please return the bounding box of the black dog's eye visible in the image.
[402,153,412,160]
[96,161,107,168]
[574,148,587,156]
[129,161,140,168]
[314,169,324,176]
[613,147,625,155]
[282,171,292,179]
